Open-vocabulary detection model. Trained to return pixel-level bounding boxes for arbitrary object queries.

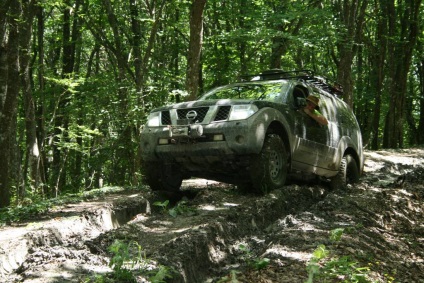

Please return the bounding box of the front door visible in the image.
[290,87,332,172]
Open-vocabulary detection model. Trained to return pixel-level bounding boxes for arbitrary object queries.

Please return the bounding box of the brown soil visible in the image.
[1,148,423,283]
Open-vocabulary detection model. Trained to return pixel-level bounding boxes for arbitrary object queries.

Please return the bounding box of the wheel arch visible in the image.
[342,147,362,176]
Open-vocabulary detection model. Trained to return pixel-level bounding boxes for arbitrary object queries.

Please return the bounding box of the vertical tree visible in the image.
[186,0,207,100]
[383,0,422,148]
[20,0,39,200]
[50,0,81,195]
[331,0,369,107]
[417,39,424,144]
[0,0,20,208]
[361,0,387,149]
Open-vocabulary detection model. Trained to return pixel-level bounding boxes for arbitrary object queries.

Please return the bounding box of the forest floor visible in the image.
[0,148,424,283]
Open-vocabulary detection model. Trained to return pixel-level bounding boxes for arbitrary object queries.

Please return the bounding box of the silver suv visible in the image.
[140,70,364,193]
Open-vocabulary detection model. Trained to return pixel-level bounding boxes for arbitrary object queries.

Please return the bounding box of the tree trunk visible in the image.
[35,4,48,192]
[20,0,38,200]
[0,0,20,208]
[103,0,133,184]
[382,0,422,148]
[406,78,418,145]
[369,4,387,150]
[51,1,75,196]
[185,0,206,101]
[130,0,142,89]
[417,42,424,145]
[334,0,368,108]
[238,0,247,75]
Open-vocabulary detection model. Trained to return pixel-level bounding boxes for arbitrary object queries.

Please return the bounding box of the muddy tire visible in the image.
[142,162,183,192]
[330,154,359,190]
[250,134,288,194]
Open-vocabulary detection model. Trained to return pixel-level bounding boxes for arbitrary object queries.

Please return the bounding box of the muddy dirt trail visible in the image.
[1,149,424,283]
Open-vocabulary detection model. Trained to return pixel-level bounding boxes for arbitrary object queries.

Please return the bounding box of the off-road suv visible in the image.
[140,70,364,193]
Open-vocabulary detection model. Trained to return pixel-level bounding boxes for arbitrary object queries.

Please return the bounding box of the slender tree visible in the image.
[417,39,424,144]
[383,0,422,148]
[186,0,207,100]
[0,0,20,208]
[20,0,39,200]
[331,0,369,107]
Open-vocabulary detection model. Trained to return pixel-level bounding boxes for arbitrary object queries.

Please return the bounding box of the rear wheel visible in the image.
[250,134,288,194]
[330,154,359,190]
[142,162,183,192]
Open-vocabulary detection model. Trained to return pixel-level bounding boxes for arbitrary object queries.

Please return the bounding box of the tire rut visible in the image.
[88,182,329,283]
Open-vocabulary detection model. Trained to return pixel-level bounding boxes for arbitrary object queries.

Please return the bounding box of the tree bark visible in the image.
[417,41,424,145]
[334,0,368,108]
[368,3,387,150]
[185,0,207,101]
[35,4,48,192]
[20,0,39,200]
[0,0,20,208]
[383,0,422,148]
[51,0,75,196]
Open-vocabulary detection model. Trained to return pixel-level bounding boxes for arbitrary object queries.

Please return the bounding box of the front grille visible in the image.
[177,107,209,123]
[161,111,171,125]
[214,106,231,121]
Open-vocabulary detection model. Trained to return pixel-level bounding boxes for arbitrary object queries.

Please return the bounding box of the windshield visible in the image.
[199,81,288,102]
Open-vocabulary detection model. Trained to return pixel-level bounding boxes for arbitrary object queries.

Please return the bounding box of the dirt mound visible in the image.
[1,149,423,282]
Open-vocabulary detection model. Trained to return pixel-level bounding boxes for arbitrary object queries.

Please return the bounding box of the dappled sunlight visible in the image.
[208,242,227,264]
[264,245,311,261]
[364,149,424,169]
[198,204,233,211]
[197,202,240,211]
[2,150,424,282]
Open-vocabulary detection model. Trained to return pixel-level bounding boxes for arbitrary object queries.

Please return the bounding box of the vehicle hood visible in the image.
[152,99,254,112]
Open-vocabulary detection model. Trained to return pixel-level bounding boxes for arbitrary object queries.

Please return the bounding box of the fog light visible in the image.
[213,134,224,141]
[235,135,245,144]
[158,138,169,145]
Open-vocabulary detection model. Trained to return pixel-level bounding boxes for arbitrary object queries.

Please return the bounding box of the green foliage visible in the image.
[89,239,174,283]
[305,228,374,283]
[3,0,423,208]
[168,200,197,218]
[238,244,270,270]
[152,200,169,214]
[217,270,241,283]
[148,265,174,283]
[330,227,345,243]
[217,244,270,283]
[108,240,139,282]
[0,202,50,225]
[0,187,127,225]
[153,199,197,217]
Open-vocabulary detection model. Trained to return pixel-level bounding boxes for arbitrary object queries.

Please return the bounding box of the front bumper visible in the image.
[140,119,264,163]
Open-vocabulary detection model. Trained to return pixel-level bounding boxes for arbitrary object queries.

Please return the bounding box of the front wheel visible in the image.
[142,162,183,192]
[249,134,288,194]
[330,154,359,190]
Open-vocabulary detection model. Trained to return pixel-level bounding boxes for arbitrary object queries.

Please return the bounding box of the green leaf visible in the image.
[312,244,329,260]
[330,228,345,242]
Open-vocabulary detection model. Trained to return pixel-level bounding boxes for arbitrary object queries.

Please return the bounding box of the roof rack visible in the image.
[241,69,344,97]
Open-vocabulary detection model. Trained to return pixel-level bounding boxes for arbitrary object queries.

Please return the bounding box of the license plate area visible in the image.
[170,126,189,137]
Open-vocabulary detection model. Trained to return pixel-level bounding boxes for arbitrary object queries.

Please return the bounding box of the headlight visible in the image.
[147,112,161,127]
[229,105,258,121]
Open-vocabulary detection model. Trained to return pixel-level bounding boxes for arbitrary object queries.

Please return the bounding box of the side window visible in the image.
[292,85,308,108]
